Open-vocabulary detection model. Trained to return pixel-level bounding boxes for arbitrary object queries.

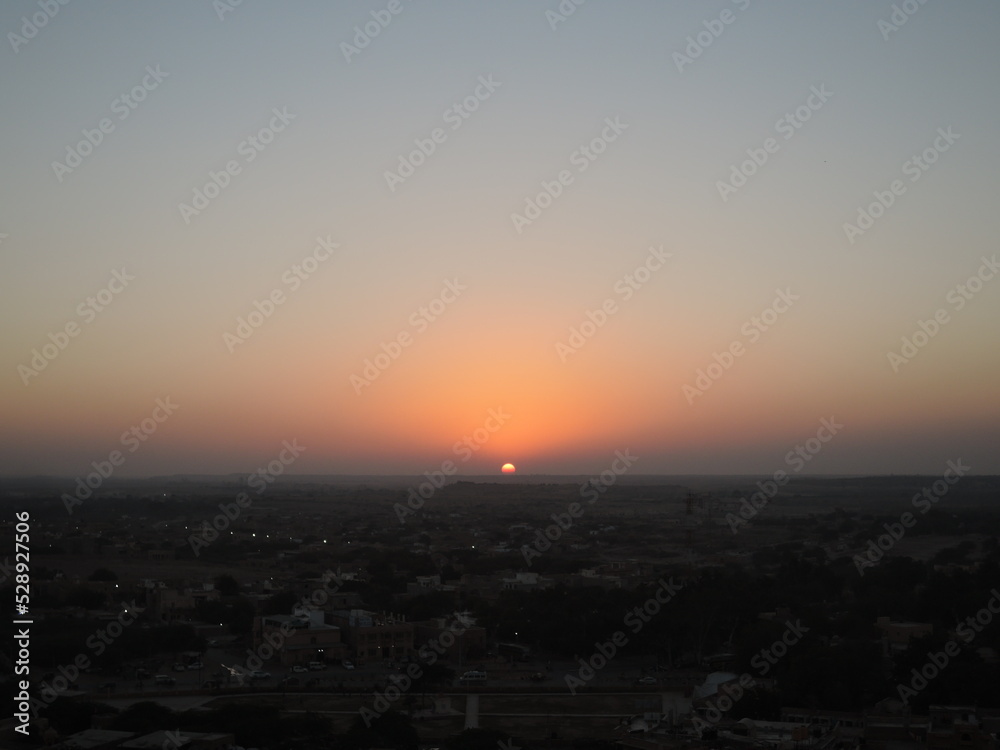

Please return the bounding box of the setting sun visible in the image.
[501,463,516,474]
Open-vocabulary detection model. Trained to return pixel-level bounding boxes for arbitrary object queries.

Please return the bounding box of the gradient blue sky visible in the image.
[2,0,999,477]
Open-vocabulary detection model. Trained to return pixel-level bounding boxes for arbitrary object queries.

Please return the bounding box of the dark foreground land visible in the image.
[1,474,999,748]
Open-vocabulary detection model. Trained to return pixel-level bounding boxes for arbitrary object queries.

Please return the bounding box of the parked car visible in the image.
[136,668,150,679]
[172,664,186,672]
[636,676,657,685]
[250,670,271,680]
[308,661,326,671]
[202,679,221,688]
[97,682,116,691]
[187,661,204,670]
[341,660,354,670]
[292,664,308,673]
[154,675,176,686]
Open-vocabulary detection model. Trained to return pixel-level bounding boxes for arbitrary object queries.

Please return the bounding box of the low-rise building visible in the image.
[405,574,457,597]
[927,705,1000,750]
[252,610,347,666]
[501,571,554,591]
[875,616,933,652]
[331,609,414,665]
[413,613,487,662]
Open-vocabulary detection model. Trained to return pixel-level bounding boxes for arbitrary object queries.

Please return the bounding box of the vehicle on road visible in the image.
[250,670,271,680]
[154,675,176,686]
[636,676,657,685]
[292,664,308,673]
[187,661,204,670]
[172,664,186,672]
[341,660,354,670]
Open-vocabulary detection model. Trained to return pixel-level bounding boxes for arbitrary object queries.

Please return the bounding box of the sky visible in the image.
[2,0,999,478]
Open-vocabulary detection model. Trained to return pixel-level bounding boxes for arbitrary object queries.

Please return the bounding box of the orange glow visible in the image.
[501,463,516,474]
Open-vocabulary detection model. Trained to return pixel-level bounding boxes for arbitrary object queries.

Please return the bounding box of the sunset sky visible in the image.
[2,0,999,478]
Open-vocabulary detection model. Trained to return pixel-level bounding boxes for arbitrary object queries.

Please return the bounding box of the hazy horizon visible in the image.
[2,471,996,484]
